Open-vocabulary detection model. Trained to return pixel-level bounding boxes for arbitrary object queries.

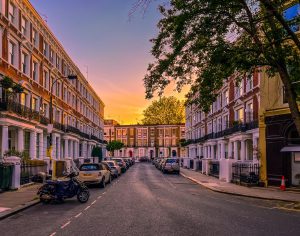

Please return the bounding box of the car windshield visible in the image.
[80,164,100,171]
[166,159,178,164]
[106,162,114,167]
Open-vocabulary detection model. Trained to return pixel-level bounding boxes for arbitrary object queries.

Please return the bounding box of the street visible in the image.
[0,163,300,236]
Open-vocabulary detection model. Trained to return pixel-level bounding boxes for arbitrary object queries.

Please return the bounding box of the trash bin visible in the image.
[0,163,13,190]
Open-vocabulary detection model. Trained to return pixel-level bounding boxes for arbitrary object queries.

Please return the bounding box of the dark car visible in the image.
[102,162,119,179]
[112,158,127,173]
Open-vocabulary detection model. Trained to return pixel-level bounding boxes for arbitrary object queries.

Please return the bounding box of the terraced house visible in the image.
[104,121,185,159]
[0,0,105,169]
[185,72,260,183]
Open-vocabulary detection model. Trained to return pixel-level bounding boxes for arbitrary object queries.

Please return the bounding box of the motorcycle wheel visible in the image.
[108,175,112,184]
[77,190,89,203]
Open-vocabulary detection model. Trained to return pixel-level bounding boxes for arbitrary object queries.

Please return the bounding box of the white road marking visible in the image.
[84,206,91,211]
[75,212,82,218]
[97,196,102,199]
[103,192,106,195]
[49,232,56,236]
[61,221,71,229]
[91,200,97,205]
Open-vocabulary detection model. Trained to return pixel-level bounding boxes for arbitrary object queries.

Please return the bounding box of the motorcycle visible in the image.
[37,172,89,203]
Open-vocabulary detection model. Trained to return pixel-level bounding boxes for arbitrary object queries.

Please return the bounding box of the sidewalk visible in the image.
[0,184,41,220]
[180,168,300,203]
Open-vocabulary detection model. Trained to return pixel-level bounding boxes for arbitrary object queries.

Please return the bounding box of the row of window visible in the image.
[4,1,101,114]
[186,101,254,140]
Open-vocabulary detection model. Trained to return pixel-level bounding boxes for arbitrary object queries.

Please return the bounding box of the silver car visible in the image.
[162,158,180,174]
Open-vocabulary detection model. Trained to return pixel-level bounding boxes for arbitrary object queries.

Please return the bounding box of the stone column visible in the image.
[211,145,215,159]
[228,141,232,159]
[17,128,24,152]
[1,125,9,158]
[253,137,258,161]
[57,136,61,160]
[30,131,37,159]
[87,144,91,157]
[233,141,238,160]
[51,134,57,160]
[220,142,225,160]
[39,132,44,159]
[241,139,246,161]
[69,140,73,158]
[64,139,69,158]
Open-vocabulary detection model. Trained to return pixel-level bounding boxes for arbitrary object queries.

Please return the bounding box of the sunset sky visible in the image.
[30,0,188,124]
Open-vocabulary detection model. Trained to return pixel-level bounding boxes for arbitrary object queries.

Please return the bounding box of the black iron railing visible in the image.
[20,160,47,185]
[232,162,259,185]
[186,120,259,145]
[209,160,220,178]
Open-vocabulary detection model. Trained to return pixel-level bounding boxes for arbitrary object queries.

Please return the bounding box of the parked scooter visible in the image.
[37,172,89,203]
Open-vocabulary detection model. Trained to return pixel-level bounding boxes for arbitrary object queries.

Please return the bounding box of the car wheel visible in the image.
[100,178,106,188]
[77,190,89,203]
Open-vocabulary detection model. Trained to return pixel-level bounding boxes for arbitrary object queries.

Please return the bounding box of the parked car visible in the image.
[102,161,120,178]
[161,158,180,174]
[112,158,127,173]
[78,163,111,188]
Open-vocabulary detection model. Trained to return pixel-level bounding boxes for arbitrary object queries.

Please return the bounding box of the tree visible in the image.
[142,96,185,124]
[143,0,300,134]
[106,140,124,157]
[91,146,103,162]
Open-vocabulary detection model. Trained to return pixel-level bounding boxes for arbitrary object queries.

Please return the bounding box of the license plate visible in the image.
[83,173,91,176]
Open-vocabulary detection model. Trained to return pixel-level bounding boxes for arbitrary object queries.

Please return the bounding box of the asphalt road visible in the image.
[0,162,300,236]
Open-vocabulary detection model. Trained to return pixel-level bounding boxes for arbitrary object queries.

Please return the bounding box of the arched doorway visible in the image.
[172,150,177,157]
[129,150,133,157]
[150,150,154,159]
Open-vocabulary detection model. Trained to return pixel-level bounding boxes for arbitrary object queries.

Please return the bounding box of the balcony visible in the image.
[0,98,104,143]
[0,98,42,123]
[186,120,258,144]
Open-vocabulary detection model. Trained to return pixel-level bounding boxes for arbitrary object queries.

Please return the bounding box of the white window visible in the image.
[21,17,28,37]
[32,97,38,111]
[49,49,54,64]
[235,80,243,98]
[8,3,15,24]
[63,87,67,102]
[56,55,60,69]
[246,102,253,122]
[56,81,61,97]
[223,114,229,129]
[43,70,49,90]
[32,29,39,48]
[217,117,222,132]
[21,52,28,75]
[223,89,229,106]
[235,108,244,122]
[32,60,39,82]
[43,41,48,57]
[246,75,253,92]
[8,41,15,66]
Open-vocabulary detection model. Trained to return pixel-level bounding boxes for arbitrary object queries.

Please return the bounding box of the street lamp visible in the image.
[47,75,77,162]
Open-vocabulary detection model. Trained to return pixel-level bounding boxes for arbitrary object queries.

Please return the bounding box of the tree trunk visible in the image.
[277,67,300,135]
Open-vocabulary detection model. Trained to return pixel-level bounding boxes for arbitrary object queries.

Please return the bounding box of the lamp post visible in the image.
[47,75,77,176]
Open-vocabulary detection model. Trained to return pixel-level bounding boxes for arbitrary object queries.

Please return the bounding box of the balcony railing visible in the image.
[0,98,43,123]
[186,120,258,144]
[0,99,104,143]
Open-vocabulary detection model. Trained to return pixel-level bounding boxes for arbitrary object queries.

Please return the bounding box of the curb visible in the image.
[180,173,300,203]
[0,199,40,221]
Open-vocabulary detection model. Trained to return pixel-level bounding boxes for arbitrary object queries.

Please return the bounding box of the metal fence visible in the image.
[209,160,220,178]
[232,162,259,185]
[20,160,47,185]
